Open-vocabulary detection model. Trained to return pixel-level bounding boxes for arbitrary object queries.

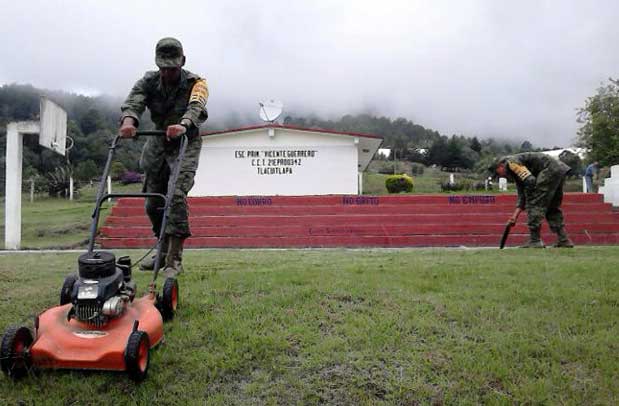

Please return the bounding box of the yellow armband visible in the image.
[507,161,532,181]
[189,79,209,107]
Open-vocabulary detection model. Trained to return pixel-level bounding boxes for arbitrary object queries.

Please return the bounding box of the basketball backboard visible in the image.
[39,96,67,156]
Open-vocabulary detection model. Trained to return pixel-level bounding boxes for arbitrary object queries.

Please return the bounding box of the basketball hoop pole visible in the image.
[65,136,75,201]
[4,97,67,250]
[5,122,40,249]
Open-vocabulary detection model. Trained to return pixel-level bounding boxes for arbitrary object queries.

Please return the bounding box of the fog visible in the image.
[1,0,618,146]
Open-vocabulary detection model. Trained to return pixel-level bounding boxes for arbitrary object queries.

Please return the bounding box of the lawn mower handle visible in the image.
[87,131,188,257]
[135,130,166,136]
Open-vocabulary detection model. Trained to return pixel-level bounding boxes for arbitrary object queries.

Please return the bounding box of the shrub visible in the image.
[110,161,127,181]
[440,181,464,192]
[22,166,48,194]
[75,160,99,182]
[385,174,414,193]
[46,166,80,197]
[377,162,396,174]
[459,179,475,190]
[120,171,143,185]
[411,163,425,176]
[473,181,487,191]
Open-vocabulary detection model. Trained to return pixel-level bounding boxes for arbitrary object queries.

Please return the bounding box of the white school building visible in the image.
[190,124,383,196]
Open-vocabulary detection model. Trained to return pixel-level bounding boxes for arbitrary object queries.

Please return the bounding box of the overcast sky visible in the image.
[1,0,617,147]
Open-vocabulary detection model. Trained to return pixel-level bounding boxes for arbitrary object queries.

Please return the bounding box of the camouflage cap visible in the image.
[155,37,184,68]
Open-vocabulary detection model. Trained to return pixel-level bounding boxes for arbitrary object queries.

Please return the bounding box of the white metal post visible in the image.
[5,121,40,250]
[582,176,587,193]
[29,178,34,203]
[358,172,363,195]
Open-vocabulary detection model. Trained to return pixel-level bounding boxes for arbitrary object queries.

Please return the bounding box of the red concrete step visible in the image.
[98,232,619,249]
[99,223,619,238]
[114,193,604,207]
[103,212,619,227]
[109,202,611,217]
[99,193,617,248]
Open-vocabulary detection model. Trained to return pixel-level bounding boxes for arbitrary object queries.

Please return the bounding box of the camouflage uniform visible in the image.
[120,69,208,239]
[500,152,571,241]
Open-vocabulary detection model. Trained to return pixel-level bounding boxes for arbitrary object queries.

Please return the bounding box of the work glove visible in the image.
[166,124,187,140]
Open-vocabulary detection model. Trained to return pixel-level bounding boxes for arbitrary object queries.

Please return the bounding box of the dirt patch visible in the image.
[35,223,89,237]
[327,293,366,305]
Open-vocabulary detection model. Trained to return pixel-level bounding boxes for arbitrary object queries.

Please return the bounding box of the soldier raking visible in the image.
[491,152,574,248]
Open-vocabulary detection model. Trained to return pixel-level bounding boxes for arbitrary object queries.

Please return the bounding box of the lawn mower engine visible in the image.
[65,251,136,327]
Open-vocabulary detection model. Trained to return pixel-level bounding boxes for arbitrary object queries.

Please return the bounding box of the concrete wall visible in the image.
[190,127,359,196]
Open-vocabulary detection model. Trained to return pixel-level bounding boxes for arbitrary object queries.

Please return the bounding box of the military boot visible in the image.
[521,227,545,248]
[162,236,184,278]
[553,227,574,248]
[139,239,168,271]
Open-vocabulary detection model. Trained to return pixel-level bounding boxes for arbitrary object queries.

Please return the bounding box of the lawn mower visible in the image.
[1,130,187,381]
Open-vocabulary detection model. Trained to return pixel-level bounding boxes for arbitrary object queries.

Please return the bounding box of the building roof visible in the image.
[200,124,383,140]
[541,147,587,159]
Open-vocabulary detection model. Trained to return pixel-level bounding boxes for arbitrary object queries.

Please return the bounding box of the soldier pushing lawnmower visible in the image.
[0,37,209,383]
[119,37,209,277]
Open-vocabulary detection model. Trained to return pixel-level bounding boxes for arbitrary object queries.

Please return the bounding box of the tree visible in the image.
[445,136,477,169]
[520,140,533,152]
[283,113,442,157]
[110,161,127,181]
[80,108,105,134]
[0,84,143,196]
[578,78,619,165]
[392,136,408,161]
[405,149,427,163]
[426,136,449,167]
[446,136,464,168]
[470,137,482,153]
[46,166,78,197]
[75,160,99,181]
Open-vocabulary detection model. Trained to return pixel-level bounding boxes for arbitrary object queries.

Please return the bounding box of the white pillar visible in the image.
[107,176,112,202]
[358,172,363,195]
[5,121,40,250]
[582,176,588,193]
[29,178,34,203]
[449,173,455,184]
[69,176,74,201]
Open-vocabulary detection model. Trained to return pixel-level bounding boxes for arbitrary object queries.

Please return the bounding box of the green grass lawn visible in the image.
[0,248,617,405]
[0,183,141,250]
[363,165,584,195]
[363,168,444,194]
